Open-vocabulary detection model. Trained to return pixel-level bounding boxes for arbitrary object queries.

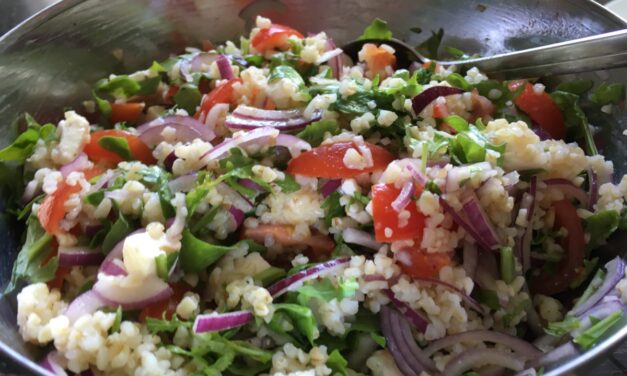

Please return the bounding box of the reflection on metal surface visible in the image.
[0,1,625,375]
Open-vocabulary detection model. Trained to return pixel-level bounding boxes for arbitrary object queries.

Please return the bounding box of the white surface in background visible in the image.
[607,0,627,19]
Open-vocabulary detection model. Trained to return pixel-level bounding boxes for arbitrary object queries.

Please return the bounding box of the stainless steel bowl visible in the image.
[0,1,625,374]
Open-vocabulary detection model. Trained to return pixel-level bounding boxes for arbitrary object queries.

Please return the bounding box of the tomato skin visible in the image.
[38,182,82,234]
[194,78,241,120]
[110,102,144,125]
[251,24,303,52]
[531,199,585,295]
[371,183,426,242]
[513,82,566,140]
[287,142,394,179]
[360,43,396,78]
[84,129,155,166]
[396,248,450,279]
[139,283,191,321]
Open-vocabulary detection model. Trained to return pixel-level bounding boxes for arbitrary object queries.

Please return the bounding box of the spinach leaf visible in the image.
[98,136,132,161]
[297,278,358,306]
[4,217,55,294]
[180,229,255,272]
[358,18,393,41]
[269,65,305,87]
[584,210,619,249]
[101,212,132,253]
[173,84,202,114]
[327,350,349,376]
[590,82,625,106]
[297,120,340,146]
[0,115,56,163]
[274,303,317,344]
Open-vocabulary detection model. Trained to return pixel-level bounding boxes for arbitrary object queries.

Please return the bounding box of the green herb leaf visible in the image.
[442,115,469,133]
[499,246,515,284]
[180,229,252,272]
[550,90,597,155]
[98,136,132,161]
[446,73,472,91]
[545,315,580,337]
[96,74,160,98]
[102,212,132,253]
[274,303,317,345]
[584,210,619,250]
[146,315,191,334]
[85,190,105,206]
[416,28,444,59]
[321,191,345,227]
[297,120,340,146]
[590,82,625,106]
[358,18,393,40]
[155,254,169,281]
[555,80,594,96]
[275,174,301,193]
[173,83,202,114]
[269,65,305,87]
[110,306,123,333]
[253,267,286,286]
[297,278,358,306]
[471,287,500,311]
[327,350,349,376]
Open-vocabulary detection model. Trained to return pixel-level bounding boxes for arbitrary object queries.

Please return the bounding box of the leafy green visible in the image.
[155,254,168,280]
[358,18,393,40]
[173,84,202,115]
[446,73,472,91]
[574,311,623,350]
[297,278,359,306]
[570,257,599,289]
[416,28,444,59]
[297,120,340,146]
[0,115,56,163]
[442,115,469,133]
[590,82,625,106]
[85,190,105,207]
[275,174,301,193]
[550,91,597,155]
[573,269,605,312]
[445,46,479,60]
[447,126,506,166]
[96,74,160,98]
[545,315,580,337]
[321,191,345,227]
[139,166,175,219]
[584,210,619,249]
[146,314,192,334]
[499,246,515,284]
[269,65,305,87]
[327,350,349,376]
[274,303,317,344]
[253,266,285,286]
[98,136,132,161]
[180,229,256,272]
[102,212,132,253]
[332,92,377,114]
[4,216,55,294]
[472,287,500,311]
[110,306,123,333]
[555,80,593,96]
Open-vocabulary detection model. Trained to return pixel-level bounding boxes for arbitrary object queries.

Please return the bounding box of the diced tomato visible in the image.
[251,24,303,53]
[110,102,144,125]
[164,85,180,104]
[360,43,396,78]
[432,102,449,119]
[531,199,585,295]
[84,129,155,166]
[287,142,394,179]
[194,78,241,120]
[395,248,450,279]
[139,283,191,321]
[241,224,335,260]
[38,182,82,234]
[371,183,426,242]
[511,82,566,140]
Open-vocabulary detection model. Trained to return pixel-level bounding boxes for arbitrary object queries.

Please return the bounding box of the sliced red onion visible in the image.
[440,197,492,251]
[60,153,90,177]
[342,228,381,251]
[391,181,415,212]
[190,52,218,72]
[168,173,198,193]
[422,330,541,358]
[572,296,625,337]
[64,290,106,323]
[531,341,579,369]
[203,102,230,129]
[40,351,68,376]
[276,134,312,157]
[225,105,322,131]
[228,206,245,228]
[267,257,350,298]
[83,223,103,237]
[93,275,173,310]
[58,246,104,267]
[325,38,342,79]
[193,310,253,334]
[442,348,526,376]
[405,164,428,186]
[411,277,485,314]
[202,127,279,161]
[570,256,624,317]
[380,305,437,375]
[384,290,429,332]
[461,192,500,250]
[164,151,176,172]
[240,178,266,193]
[216,54,234,80]
[587,169,599,211]
[543,178,589,207]
[91,170,117,191]
[462,242,478,279]
[101,258,127,277]
[320,179,341,198]
[216,182,254,213]
[98,229,145,277]
[412,86,464,115]
[137,115,216,148]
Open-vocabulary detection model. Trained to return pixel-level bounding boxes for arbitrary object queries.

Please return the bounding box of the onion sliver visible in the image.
[276,134,312,157]
[543,178,589,207]
[225,105,322,131]
[412,277,485,314]
[99,229,144,276]
[216,54,234,80]
[137,115,216,147]
[202,127,279,161]
[572,296,624,337]
[193,310,253,334]
[267,258,350,298]
[570,256,624,317]
[168,173,198,193]
[228,206,245,228]
[342,228,381,251]
[440,197,492,251]
[58,246,104,267]
[422,330,542,358]
[60,153,90,177]
[531,341,579,369]
[320,179,341,198]
[384,290,429,332]
[41,351,68,376]
[442,348,526,376]
[412,86,464,115]
[391,181,415,212]
[93,275,173,310]
[461,192,500,250]
[64,290,106,323]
